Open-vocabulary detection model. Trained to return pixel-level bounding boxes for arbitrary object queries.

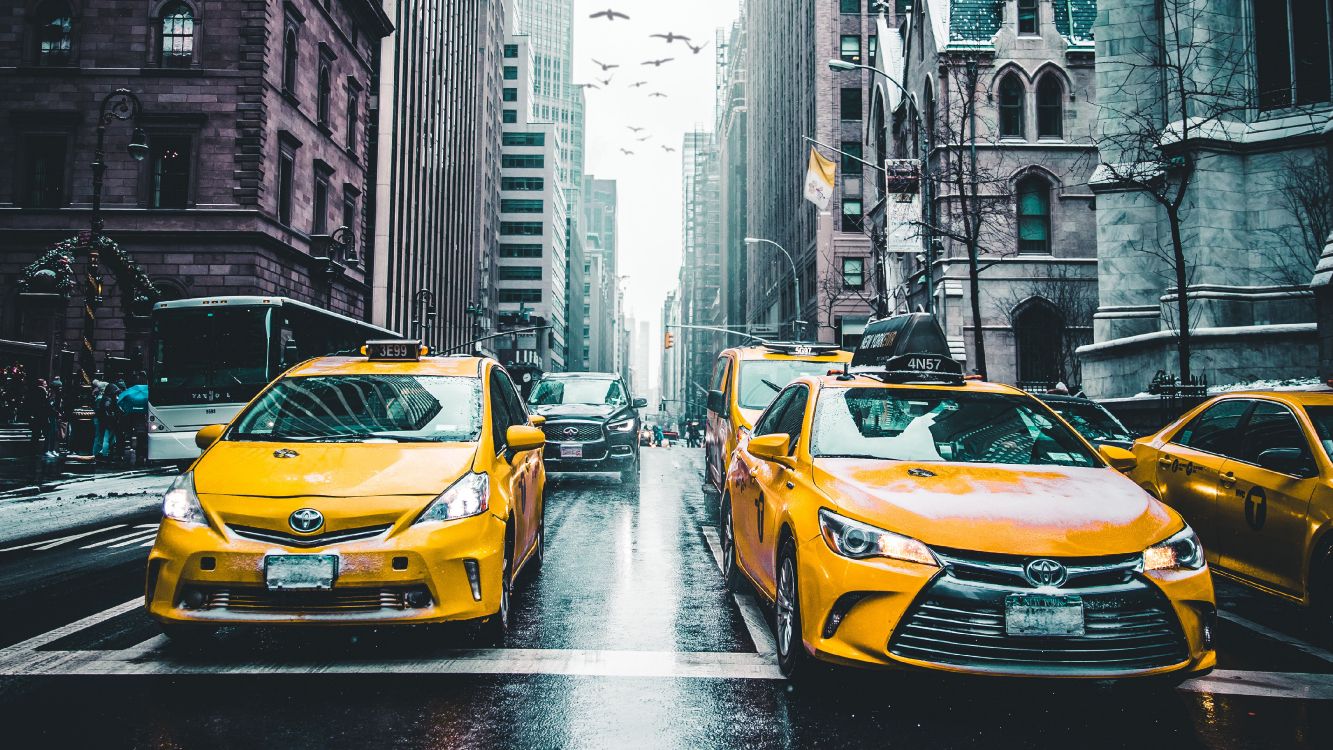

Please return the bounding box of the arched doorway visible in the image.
[1013,298,1063,388]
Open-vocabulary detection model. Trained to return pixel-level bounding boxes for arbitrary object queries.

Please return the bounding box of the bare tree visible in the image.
[1256,150,1333,287]
[994,264,1099,388]
[815,248,879,340]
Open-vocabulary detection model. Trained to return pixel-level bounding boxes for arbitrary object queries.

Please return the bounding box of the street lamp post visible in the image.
[83,88,148,390]
[744,237,803,340]
[411,289,436,342]
[828,58,934,316]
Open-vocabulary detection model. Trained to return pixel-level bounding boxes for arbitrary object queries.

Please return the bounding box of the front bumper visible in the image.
[541,421,637,473]
[795,535,1217,679]
[146,512,506,626]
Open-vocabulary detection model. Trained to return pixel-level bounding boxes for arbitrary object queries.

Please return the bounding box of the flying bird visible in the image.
[589,9,629,21]
[629,81,648,88]
[575,82,599,89]
[627,126,645,132]
[661,145,676,152]
[597,76,614,87]
[648,92,668,98]
[619,148,635,155]
[686,41,709,55]
[637,135,651,142]
[641,58,674,67]
[592,59,620,71]
[650,32,692,44]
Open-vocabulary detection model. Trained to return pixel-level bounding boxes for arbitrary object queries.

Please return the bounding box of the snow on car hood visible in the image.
[194,441,476,498]
[812,459,1180,557]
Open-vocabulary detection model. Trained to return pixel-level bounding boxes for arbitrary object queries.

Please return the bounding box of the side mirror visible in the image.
[529,415,546,427]
[632,397,648,409]
[749,433,792,465]
[506,425,546,453]
[707,389,727,415]
[195,424,226,451]
[1099,444,1137,473]
[1256,447,1314,477]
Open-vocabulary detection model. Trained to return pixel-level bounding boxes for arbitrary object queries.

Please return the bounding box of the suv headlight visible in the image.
[818,508,937,566]
[1143,525,1205,571]
[608,417,635,433]
[415,473,489,524]
[162,471,205,525]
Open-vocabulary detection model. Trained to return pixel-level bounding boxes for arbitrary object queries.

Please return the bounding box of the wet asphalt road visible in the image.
[0,447,1331,748]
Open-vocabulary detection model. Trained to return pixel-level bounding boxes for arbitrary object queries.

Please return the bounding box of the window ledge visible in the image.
[282,90,301,107]
[140,66,204,77]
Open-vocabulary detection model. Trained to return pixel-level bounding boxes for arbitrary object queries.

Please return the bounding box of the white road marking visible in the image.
[0,597,142,659]
[1217,610,1333,666]
[701,525,777,656]
[80,529,158,550]
[106,532,159,549]
[0,524,128,553]
[1180,669,1333,701]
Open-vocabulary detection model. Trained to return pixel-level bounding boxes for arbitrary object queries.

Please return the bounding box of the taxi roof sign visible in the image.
[851,313,964,384]
[362,339,427,361]
[759,341,843,356]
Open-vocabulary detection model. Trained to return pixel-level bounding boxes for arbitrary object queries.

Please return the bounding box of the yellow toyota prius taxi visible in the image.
[145,340,546,643]
[719,314,1217,682]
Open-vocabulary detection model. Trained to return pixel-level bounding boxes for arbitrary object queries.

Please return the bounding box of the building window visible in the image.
[157,2,195,67]
[500,221,544,236]
[1017,0,1039,35]
[34,2,74,66]
[840,87,863,120]
[501,198,544,213]
[283,27,299,95]
[21,134,68,208]
[503,109,517,124]
[500,289,542,303]
[278,144,296,226]
[346,80,361,151]
[840,35,861,63]
[869,34,877,63]
[1014,300,1063,386]
[504,43,518,58]
[1255,0,1333,109]
[1016,175,1051,254]
[316,59,332,127]
[500,243,543,258]
[341,188,359,262]
[499,266,544,281]
[839,140,863,173]
[841,198,863,232]
[842,257,865,288]
[998,74,1025,138]
[149,133,191,209]
[840,0,860,12]
[1036,75,1063,138]
[503,87,518,102]
[502,176,544,192]
[312,169,330,235]
[503,132,546,147]
[501,154,544,169]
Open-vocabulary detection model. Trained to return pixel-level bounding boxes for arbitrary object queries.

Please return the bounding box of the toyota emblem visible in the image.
[1023,558,1068,588]
[273,448,299,459]
[562,426,579,439]
[289,508,324,534]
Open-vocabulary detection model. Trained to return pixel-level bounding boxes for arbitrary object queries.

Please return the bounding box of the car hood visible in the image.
[532,403,629,421]
[195,441,476,499]
[812,459,1180,557]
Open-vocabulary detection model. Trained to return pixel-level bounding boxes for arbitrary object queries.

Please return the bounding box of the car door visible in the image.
[706,355,733,488]
[751,385,810,594]
[1151,399,1253,558]
[1214,400,1320,596]
[496,368,541,559]
[488,369,528,559]
[730,387,798,591]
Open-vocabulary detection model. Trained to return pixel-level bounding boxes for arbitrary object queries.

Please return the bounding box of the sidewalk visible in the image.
[0,468,177,546]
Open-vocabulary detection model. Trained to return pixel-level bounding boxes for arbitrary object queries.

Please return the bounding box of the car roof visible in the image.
[723,345,852,363]
[539,372,620,380]
[1208,389,1333,406]
[1036,394,1102,405]
[800,373,1024,396]
[285,356,487,378]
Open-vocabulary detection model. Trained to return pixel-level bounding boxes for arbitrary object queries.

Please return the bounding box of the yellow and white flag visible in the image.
[803,147,837,209]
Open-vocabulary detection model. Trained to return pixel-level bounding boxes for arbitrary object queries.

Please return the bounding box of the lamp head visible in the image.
[743,237,760,245]
[127,128,149,161]
[827,59,857,72]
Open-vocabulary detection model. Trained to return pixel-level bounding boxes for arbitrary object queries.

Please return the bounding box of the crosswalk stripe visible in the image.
[0,525,129,553]
[701,525,777,656]
[107,532,158,549]
[80,529,158,550]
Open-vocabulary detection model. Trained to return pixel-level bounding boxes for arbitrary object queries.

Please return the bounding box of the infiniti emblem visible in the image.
[562,426,579,439]
[289,508,324,534]
[1024,558,1068,588]
[273,448,299,459]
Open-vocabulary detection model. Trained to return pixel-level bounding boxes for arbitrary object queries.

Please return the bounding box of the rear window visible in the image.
[737,359,839,411]
[1304,405,1333,462]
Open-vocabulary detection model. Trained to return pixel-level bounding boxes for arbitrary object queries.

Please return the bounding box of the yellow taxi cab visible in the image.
[1128,390,1333,628]
[145,340,546,644]
[719,314,1217,682]
[705,341,851,492]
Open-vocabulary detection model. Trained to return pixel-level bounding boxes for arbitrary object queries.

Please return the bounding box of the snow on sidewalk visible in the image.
[0,470,177,546]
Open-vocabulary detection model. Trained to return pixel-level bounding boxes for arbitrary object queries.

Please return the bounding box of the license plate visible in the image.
[560,444,583,459]
[264,554,338,590]
[1004,594,1085,636]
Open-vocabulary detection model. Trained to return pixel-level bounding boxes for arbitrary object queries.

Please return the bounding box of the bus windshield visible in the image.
[152,307,273,406]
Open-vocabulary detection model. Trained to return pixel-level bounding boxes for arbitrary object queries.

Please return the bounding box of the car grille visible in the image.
[888,571,1188,674]
[933,547,1142,589]
[542,422,603,442]
[194,586,427,613]
[227,523,392,548]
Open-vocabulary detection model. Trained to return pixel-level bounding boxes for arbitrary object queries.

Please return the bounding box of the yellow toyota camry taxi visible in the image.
[719,314,1217,682]
[705,342,851,491]
[145,340,546,643]
[1129,390,1333,629]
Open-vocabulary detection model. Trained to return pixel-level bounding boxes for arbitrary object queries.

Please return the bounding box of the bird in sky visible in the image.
[627,126,645,132]
[592,59,619,71]
[661,145,676,153]
[629,81,648,88]
[641,58,674,67]
[589,9,630,21]
[575,82,599,89]
[597,76,614,87]
[686,41,709,55]
[648,92,668,98]
[619,148,635,155]
[650,32,691,44]
[637,135,651,142]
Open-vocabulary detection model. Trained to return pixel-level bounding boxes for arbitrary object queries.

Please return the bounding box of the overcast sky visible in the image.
[572,0,741,380]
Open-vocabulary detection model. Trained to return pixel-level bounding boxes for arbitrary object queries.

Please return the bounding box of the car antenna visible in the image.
[837,361,852,381]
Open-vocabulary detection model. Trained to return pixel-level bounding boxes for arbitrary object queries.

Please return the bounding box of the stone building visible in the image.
[581,175,619,372]
[679,129,722,421]
[867,0,1100,387]
[1081,0,1328,397]
[1,0,392,370]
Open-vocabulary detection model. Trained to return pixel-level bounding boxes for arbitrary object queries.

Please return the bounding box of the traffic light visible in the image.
[664,331,674,349]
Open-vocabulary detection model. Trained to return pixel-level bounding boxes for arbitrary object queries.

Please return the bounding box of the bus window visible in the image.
[151,307,272,405]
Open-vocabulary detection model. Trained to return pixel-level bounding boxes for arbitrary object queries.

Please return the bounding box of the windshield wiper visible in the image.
[309,432,437,443]
[230,432,317,442]
[761,378,782,392]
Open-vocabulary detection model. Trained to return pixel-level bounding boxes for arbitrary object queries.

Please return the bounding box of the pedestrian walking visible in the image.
[47,375,67,452]
[24,377,53,454]
[96,378,123,462]
[91,379,108,459]
[652,424,663,447]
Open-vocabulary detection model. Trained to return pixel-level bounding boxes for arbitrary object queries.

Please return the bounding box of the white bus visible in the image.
[148,296,397,461]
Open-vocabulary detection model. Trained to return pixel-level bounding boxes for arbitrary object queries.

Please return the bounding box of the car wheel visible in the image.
[621,456,641,485]
[478,527,514,646]
[719,494,745,591]
[1311,541,1333,634]
[775,537,815,680]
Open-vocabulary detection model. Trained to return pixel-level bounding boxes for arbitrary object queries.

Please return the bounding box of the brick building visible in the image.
[0,1,392,373]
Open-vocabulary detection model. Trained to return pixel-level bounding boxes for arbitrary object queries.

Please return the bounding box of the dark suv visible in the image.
[526,372,646,482]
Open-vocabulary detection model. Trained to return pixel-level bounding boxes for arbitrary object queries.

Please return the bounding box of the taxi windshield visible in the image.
[1305,405,1333,461]
[229,375,482,443]
[812,388,1098,467]
[528,378,626,407]
[1046,400,1133,443]
[738,360,839,410]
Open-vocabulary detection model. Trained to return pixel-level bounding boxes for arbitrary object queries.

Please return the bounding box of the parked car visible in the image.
[1038,393,1137,450]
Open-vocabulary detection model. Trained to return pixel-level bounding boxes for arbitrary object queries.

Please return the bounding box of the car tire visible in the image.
[1311,541,1333,634]
[775,537,816,680]
[621,456,641,485]
[477,526,514,647]
[719,494,745,592]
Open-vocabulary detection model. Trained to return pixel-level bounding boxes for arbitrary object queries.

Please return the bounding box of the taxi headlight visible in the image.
[415,473,490,524]
[162,471,205,526]
[608,417,635,433]
[818,508,938,567]
[1143,525,1205,571]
